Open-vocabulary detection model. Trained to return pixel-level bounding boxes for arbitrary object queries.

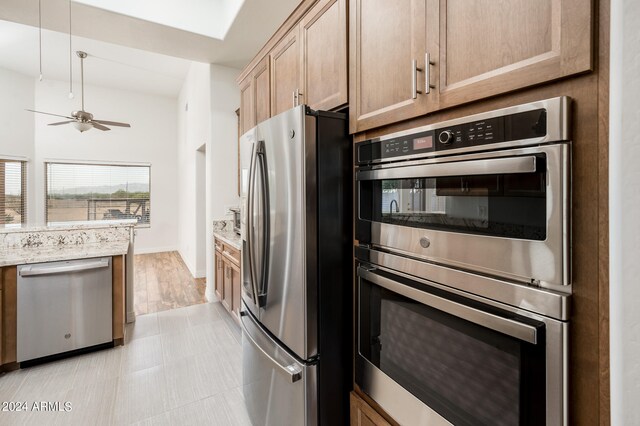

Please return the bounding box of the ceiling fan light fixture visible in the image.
[73,121,92,132]
[27,50,131,132]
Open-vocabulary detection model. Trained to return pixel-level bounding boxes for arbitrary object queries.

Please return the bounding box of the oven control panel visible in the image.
[357,108,548,165]
[434,109,546,151]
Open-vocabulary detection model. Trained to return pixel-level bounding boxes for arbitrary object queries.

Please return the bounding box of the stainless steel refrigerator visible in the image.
[239,105,352,425]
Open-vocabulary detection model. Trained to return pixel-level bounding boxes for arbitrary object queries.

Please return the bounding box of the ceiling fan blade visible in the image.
[48,120,76,126]
[26,109,74,119]
[91,122,111,131]
[92,119,131,128]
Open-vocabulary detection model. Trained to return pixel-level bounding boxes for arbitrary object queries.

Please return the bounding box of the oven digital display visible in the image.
[413,136,433,150]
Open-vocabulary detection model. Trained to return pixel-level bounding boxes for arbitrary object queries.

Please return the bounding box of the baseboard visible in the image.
[175,250,197,277]
[134,246,179,255]
[195,269,206,278]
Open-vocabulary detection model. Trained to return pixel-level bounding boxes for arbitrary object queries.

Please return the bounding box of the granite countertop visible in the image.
[213,231,242,251]
[0,241,130,267]
[0,221,134,267]
[0,219,137,234]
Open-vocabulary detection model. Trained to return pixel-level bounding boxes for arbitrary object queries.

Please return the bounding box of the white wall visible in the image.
[33,79,179,253]
[176,63,240,296]
[177,62,211,277]
[0,67,37,224]
[610,0,640,424]
[205,64,241,300]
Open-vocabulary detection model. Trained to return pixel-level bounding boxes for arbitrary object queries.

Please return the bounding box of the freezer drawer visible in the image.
[241,308,317,426]
[17,257,113,363]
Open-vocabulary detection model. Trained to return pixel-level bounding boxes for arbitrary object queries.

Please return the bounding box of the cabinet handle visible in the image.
[412,59,423,99]
[425,53,435,94]
[292,88,304,107]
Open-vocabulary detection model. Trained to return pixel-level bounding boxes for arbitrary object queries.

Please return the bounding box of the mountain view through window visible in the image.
[45,162,151,226]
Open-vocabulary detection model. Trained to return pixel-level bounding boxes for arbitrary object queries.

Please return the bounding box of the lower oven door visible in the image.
[356,266,568,426]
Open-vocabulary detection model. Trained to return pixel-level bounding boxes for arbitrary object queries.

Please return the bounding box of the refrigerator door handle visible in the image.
[256,142,270,308]
[246,140,260,306]
[241,315,303,383]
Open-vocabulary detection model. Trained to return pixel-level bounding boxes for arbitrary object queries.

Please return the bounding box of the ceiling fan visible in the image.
[27,51,131,132]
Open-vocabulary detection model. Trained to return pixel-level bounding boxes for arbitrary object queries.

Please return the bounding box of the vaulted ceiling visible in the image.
[0,0,300,97]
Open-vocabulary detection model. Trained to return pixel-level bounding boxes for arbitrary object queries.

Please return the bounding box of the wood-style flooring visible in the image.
[134,252,207,316]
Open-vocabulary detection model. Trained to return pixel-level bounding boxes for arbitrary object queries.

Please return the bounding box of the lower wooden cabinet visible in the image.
[230,263,241,318]
[350,392,392,426]
[0,266,17,366]
[222,263,233,311]
[215,245,225,301]
[214,239,242,322]
[112,255,125,344]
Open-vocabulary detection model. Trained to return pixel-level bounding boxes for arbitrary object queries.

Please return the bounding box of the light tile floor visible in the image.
[0,302,250,426]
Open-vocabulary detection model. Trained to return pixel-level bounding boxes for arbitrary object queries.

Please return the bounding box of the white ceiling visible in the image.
[0,20,192,97]
[0,0,299,97]
[72,0,245,39]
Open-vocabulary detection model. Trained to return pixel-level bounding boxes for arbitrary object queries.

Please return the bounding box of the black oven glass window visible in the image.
[362,159,547,240]
[358,277,546,426]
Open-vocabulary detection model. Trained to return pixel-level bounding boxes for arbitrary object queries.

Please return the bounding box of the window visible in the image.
[45,162,151,226]
[0,159,27,227]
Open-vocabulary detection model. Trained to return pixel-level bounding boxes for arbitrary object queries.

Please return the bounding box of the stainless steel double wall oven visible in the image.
[355,97,572,425]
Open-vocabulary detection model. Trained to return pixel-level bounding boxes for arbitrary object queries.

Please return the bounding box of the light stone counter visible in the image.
[0,241,130,267]
[0,221,134,267]
[213,231,242,251]
[212,219,242,251]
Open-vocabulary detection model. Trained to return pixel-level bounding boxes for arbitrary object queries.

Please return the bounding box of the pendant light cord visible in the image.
[38,0,42,81]
[69,0,73,98]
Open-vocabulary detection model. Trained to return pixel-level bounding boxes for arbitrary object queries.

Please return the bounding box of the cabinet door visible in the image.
[300,0,348,111]
[254,57,271,125]
[349,0,430,133]
[214,249,224,302]
[350,392,391,426]
[435,0,592,109]
[270,27,302,116]
[239,76,255,137]
[230,261,241,319]
[222,263,233,311]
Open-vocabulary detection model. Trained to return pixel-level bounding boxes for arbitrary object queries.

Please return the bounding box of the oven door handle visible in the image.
[358,267,538,344]
[356,155,538,181]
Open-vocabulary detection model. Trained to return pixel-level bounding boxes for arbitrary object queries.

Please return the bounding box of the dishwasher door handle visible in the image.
[19,259,110,277]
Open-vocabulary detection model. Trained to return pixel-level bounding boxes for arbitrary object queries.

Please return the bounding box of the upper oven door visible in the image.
[356,143,570,289]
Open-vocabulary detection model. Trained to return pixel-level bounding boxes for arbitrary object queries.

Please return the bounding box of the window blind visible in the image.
[45,162,151,226]
[0,159,27,227]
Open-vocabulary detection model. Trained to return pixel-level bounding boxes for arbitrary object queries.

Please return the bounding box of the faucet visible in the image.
[389,199,399,213]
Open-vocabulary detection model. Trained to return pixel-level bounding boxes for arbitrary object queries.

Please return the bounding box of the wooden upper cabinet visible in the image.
[254,57,271,125]
[239,76,255,137]
[300,0,348,111]
[349,0,431,134]
[435,0,593,109]
[271,27,302,116]
[348,0,592,134]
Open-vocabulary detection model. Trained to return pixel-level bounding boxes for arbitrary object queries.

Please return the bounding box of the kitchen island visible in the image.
[0,221,135,371]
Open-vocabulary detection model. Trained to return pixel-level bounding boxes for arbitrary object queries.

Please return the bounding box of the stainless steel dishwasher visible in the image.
[17,257,113,363]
